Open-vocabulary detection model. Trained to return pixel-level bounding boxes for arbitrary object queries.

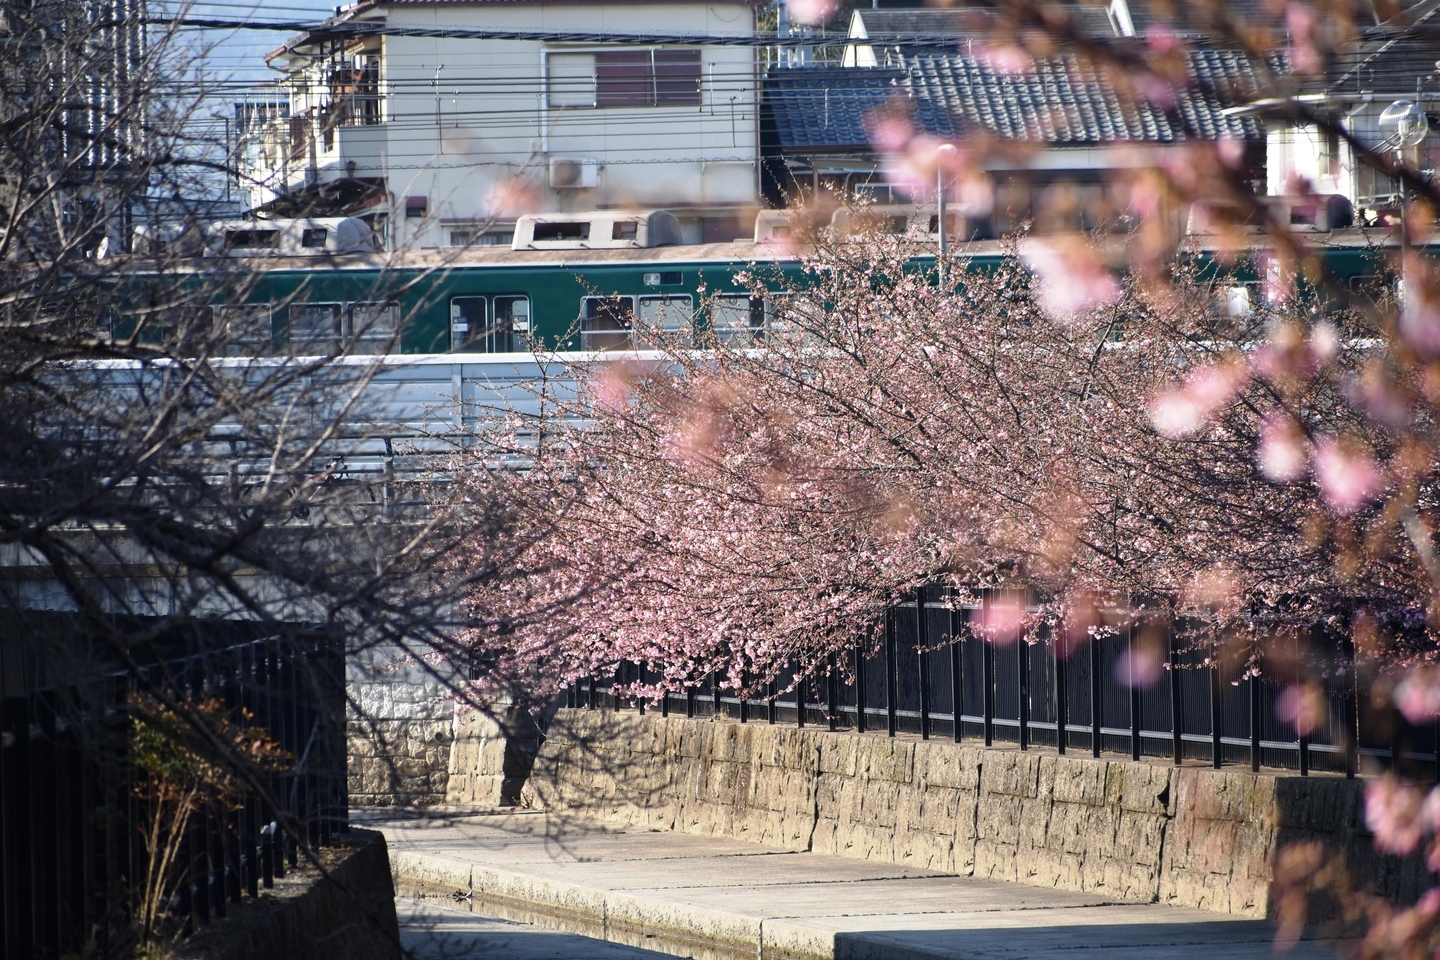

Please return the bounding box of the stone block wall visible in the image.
[347,652,456,806]
[531,709,1428,919]
[446,704,547,807]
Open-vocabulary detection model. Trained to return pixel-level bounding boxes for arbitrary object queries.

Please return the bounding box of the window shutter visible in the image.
[596,51,653,107]
[654,49,701,106]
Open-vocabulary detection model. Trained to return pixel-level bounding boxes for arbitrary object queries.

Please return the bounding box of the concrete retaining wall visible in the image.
[532,709,1430,919]
[170,828,401,960]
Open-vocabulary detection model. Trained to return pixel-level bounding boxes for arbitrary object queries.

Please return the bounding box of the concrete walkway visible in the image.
[367,809,1343,960]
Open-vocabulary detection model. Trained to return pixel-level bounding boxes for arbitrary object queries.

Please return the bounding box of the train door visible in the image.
[450,297,487,352]
[494,296,530,351]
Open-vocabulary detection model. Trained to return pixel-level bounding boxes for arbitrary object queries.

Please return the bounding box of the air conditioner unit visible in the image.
[549,158,599,189]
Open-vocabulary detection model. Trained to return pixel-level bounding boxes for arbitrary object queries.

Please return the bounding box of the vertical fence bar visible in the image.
[686,682,696,719]
[1344,635,1358,778]
[950,603,963,743]
[796,674,805,729]
[918,589,931,741]
[1169,632,1183,766]
[712,671,722,717]
[1210,640,1223,769]
[1054,630,1066,756]
[767,678,777,725]
[1018,630,1029,751]
[885,614,898,738]
[854,647,867,735]
[1090,635,1102,758]
[1128,627,1141,762]
[1250,661,1262,774]
[983,639,995,747]
[827,655,838,733]
[738,670,748,724]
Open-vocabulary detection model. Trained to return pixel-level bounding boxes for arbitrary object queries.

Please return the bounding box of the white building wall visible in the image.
[255,2,759,249]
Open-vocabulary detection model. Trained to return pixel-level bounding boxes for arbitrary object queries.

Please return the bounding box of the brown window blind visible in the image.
[596,51,653,107]
[654,49,701,105]
[593,49,701,108]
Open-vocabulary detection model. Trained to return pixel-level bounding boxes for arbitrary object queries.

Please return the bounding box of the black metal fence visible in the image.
[571,586,1439,781]
[0,630,347,959]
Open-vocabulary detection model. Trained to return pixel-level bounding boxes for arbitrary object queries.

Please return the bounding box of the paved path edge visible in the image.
[390,848,865,960]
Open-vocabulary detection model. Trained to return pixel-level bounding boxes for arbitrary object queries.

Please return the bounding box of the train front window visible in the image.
[636,295,693,347]
[581,296,636,351]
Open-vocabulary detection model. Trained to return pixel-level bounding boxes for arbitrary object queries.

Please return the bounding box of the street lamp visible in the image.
[1379,99,1429,247]
[935,143,956,285]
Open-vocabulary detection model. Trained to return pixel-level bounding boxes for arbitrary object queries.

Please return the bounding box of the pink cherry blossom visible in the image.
[1396,668,1440,724]
[1366,777,1428,855]
[1148,362,1249,438]
[1257,414,1306,482]
[1021,239,1121,323]
[1312,439,1383,515]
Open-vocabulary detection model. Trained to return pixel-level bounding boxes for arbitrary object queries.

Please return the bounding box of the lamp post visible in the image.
[1379,99,1429,251]
[935,143,957,286]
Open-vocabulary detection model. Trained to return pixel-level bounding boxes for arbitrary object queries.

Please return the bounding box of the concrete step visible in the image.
[366,809,1344,960]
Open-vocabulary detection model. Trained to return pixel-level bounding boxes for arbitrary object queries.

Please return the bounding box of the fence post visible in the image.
[1169,631,1183,766]
[686,682,696,719]
[1344,635,1358,778]
[1250,656,1262,774]
[767,678,777,725]
[1018,631,1029,751]
[712,670,721,717]
[918,588,931,741]
[885,612,898,738]
[828,655,839,732]
[796,674,805,729]
[950,603,963,744]
[1054,628,1066,755]
[1090,634,1102,758]
[854,646,867,734]
[983,638,995,747]
[738,670,748,723]
[1128,627,1141,762]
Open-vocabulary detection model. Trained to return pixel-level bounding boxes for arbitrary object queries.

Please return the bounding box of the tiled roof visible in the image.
[764,49,1263,153]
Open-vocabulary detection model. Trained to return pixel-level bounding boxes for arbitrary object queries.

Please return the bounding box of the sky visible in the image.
[165,0,339,89]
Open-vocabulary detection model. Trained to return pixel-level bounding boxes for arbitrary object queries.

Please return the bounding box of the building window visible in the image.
[449,230,514,247]
[548,49,701,109]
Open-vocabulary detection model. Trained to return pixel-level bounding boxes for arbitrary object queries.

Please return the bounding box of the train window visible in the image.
[1213,284,1255,320]
[451,297,485,351]
[213,303,274,356]
[346,301,400,355]
[581,296,636,350]
[289,303,342,354]
[612,221,639,241]
[225,229,279,249]
[636,295,693,347]
[495,296,531,350]
[534,221,590,242]
[301,228,328,249]
[708,294,765,346]
[1349,274,1395,305]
